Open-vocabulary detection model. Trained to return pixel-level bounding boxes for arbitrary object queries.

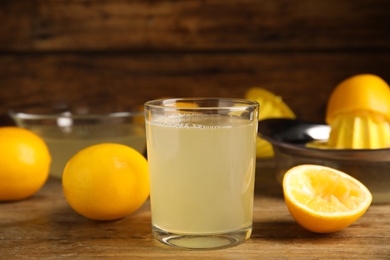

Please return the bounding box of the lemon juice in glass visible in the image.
[145,98,259,250]
[9,104,146,179]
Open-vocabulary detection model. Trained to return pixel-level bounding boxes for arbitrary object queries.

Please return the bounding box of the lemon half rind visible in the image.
[283,164,372,233]
[245,87,296,158]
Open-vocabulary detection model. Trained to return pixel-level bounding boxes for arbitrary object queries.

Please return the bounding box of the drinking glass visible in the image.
[9,104,145,179]
[145,98,259,250]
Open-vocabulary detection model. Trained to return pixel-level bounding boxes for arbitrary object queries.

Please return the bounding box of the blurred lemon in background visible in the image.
[245,87,296,157]
[324,74,390,149]
[283,164,372,233]
[326,74,390,124]
[62,143,149,221]
[0,127,51,201]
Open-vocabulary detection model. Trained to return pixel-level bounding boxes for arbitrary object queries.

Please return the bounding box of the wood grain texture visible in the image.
[0,165,389,259]
[1,52,390,124]
[0,0,389,52]
[0,0,389,125]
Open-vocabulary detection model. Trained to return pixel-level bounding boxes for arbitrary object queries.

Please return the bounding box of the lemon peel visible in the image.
[283,164,372,233]
[245,87,295,157]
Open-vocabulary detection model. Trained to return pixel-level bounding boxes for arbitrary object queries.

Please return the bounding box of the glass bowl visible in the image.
[9,104,146,179]
[258,118,390,203]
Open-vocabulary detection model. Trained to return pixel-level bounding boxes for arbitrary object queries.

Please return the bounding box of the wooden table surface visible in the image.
[1,161,389,259]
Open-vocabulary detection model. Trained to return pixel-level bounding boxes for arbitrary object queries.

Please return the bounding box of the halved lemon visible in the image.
[315,74,390,149]
[245,87,296,158]
[326,74,390,125]
[283,164,372,233]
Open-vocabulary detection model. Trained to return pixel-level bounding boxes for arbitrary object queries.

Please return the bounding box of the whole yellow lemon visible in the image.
[62,143,150,221]
[0,127,51,201]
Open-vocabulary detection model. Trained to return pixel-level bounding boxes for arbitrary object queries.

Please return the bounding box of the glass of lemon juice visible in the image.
[145,98,259,250]
[9,104,146,179]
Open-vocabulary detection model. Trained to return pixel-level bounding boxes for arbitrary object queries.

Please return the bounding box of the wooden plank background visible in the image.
[1,0,390,125]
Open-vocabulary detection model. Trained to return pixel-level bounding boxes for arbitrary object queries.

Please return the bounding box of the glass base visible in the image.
[152,225,252,250]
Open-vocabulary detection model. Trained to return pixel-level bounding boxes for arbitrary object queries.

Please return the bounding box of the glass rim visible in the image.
[8,105,143,120]
[9,111,143,120]
[144,98,259,111]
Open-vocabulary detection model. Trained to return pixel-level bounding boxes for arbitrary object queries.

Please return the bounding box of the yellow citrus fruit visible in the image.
[326,74,390,125]
[283,164,372,233]
[0,127,51,201]
[62,143,150,221]
[246,87,296,120]
[245,87,296,157]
